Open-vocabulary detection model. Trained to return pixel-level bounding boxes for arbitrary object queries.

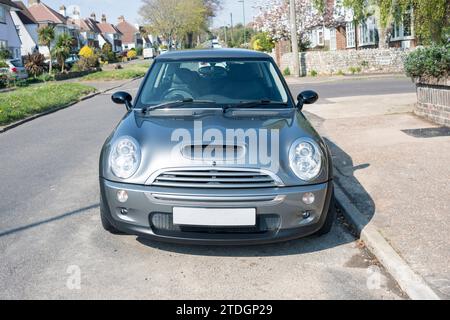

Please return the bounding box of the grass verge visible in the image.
[0,83,95,126]
[82,62,151,81]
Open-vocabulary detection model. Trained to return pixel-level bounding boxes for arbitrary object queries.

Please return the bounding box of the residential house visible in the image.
[10,1,39,57]
[96,14,122,53]
[307,0,416,51]
[0,0,21,59]
[115,16,142,51]
[69,12,101,49]
[27,0,80,57]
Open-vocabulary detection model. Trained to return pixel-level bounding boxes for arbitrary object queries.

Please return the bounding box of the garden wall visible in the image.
[414,78,450,127]
[279,48,412,75]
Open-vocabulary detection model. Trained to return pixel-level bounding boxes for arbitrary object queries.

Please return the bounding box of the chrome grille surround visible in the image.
[146,167,283,189]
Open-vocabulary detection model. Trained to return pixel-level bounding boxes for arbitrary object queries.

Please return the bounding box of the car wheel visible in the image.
[100,194,122,234]
[315,188,337,236]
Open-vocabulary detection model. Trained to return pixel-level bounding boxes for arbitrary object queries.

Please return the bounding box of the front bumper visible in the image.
[100,178,333,245]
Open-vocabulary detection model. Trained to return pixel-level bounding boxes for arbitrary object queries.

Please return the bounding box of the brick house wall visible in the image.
[336,26,346,50]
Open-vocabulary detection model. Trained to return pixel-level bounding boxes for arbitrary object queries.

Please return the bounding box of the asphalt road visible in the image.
[0,78,407,299]
[289,76,416,100]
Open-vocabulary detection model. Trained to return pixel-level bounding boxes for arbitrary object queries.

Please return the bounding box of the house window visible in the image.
[0,40,7,49]
[330,29,337,51]
[392,8,413,40]
[359,17,376,46]
[346,22,355,48]
[317,28,324,46]
[0,6,6,24]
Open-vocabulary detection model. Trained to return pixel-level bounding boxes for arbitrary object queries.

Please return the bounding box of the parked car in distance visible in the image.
[100,49,335,245]
[0,59,28,79]
[65,54,79,68]
[143,47,156,59]
[211,38,222,49]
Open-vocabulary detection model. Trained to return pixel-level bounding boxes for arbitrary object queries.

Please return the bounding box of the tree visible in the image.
[38,25,55,74]
[24,53,45,78]
[53,33,73,72]
[351,0,449,47]
[140,0,207,49]
[254,0,342,46]
[251,32,275,52]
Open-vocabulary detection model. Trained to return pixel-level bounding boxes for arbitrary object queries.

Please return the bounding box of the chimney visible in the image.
[118,16,125,24]
[101,14,106,23]
[28,0,40,6]
[90,13,96,21]
[59,5,66,17]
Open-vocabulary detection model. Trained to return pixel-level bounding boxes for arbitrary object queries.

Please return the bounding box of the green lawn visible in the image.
[82,61,151,81]
[0,83,95,126]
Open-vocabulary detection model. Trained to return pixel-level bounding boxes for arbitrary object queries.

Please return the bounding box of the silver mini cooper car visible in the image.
[99,49,335,244]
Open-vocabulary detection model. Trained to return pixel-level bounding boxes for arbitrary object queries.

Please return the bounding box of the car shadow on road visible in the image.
[136,138,375,257]
[0,204,99,238]
[324,137,375,224]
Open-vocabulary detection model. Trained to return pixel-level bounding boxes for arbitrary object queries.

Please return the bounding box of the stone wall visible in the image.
[279,48,412,75]
[414,78,450,127]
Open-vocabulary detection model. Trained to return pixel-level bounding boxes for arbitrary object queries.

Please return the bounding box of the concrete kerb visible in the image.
[0,77,141,134]
[334,181,441,300]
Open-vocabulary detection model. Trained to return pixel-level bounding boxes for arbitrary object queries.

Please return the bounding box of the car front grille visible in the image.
[150,168,280,189]
[150,212,280,235]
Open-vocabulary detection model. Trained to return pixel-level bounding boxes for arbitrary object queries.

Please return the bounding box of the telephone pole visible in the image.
[230,13,234,45]
[289,0,300,77]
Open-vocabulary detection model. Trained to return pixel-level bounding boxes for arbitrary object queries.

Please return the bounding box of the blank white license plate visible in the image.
[173,207,256,226]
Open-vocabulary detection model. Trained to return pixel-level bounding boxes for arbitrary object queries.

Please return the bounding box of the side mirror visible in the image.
[112,91,133,110]
[297,90,319,110]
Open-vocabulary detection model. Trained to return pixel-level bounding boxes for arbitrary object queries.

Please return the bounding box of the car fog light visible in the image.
[117,190,128,203]
[302,192,315,205]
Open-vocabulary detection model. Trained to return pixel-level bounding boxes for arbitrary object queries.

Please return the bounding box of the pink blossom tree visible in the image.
[254,0,345,43]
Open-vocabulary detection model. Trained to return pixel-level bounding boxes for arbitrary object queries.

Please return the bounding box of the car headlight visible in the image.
[289,138,323,181]
[109,136,141,179]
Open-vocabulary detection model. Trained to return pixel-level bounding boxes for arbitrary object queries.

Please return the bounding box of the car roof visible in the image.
[155,48,271,61]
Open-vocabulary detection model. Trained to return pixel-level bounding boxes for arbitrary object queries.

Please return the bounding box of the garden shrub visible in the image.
[24,53,46,78]
[404,44,450,80]
[283,67,291,76]
[79,45,94,58]
[127,49,137,59]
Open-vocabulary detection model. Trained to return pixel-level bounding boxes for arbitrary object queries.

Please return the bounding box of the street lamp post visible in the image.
[238,0,246,47]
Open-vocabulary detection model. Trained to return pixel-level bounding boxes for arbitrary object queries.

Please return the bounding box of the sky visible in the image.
[39,0,262,27]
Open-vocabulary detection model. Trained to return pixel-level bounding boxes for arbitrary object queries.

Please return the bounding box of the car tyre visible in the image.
[315,189,337,236]
[100,194,122,234]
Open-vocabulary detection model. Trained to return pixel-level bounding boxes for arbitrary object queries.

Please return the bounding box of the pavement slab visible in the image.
[302,86,450,298]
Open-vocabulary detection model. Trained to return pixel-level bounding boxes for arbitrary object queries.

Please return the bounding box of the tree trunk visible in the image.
[187,32,194,49]
[48,45,52,74]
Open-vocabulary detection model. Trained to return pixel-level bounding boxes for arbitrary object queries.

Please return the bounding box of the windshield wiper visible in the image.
[222,100,288,113]
[142,98,217,113]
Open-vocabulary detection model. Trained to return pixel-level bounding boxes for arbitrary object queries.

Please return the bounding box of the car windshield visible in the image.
[138,59,289,107]
[10,60,23,67]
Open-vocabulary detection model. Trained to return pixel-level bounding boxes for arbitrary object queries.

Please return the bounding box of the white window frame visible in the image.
[317,28,324,46]
[0,6,6,24]
[0,40,7,49]
[346,22,355,48]
[391,8,414,41]
[330,28,337,51]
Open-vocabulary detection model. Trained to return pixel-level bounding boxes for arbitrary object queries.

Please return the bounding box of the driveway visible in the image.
[0,79,406,299]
